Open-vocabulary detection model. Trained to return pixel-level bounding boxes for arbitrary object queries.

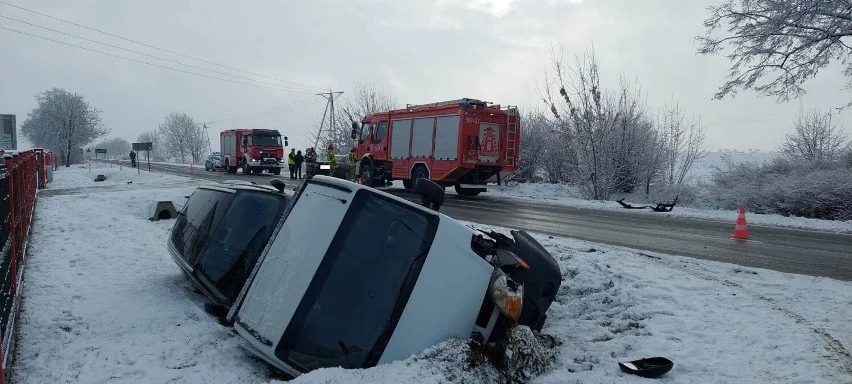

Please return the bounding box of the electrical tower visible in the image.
[314,91,344,150]
[202,123,212,152]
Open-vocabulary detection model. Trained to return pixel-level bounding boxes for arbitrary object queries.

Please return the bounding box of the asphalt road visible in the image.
[106,160,852,281]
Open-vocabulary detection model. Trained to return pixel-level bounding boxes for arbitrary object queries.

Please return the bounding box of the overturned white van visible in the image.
[226,176,561,377]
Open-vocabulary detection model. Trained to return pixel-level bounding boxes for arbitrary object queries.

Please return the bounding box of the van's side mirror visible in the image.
[283,136,289,147]
[414,178,445,211]
[350,122,358,140]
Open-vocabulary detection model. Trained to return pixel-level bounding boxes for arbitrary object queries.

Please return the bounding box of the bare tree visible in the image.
[697,0,852,103]
[308,83,397,157]
[658,100,709,185]
[157,113,208,163]
[542,45,664,199]
[136,130,164,161]
[20,88,108,166]
[781,109,850,161]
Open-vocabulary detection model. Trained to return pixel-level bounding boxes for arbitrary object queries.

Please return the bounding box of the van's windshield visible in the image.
[274,189,439,371]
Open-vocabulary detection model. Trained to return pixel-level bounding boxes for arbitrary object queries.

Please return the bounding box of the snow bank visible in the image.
[15,173,851,383]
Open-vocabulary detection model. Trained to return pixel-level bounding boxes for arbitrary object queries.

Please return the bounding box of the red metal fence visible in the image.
[0,149,52,383]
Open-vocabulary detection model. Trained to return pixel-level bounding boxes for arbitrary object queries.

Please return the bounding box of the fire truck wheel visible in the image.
[359,163,374,187]
[454,184,481,197]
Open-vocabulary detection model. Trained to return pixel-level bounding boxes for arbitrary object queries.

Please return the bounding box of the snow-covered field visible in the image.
[13,166,852,383]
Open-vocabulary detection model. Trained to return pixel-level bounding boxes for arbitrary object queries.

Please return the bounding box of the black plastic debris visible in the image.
[618,357,674,378]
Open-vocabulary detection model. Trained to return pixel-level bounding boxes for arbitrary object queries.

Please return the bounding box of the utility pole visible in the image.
[314,91,344,151]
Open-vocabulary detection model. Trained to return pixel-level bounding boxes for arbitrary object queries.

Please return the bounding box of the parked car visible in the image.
[205,152,223,171]
[222,176,562,377]
[167,179,290,309]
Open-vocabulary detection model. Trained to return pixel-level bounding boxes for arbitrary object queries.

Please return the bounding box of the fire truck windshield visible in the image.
[253,135,282,147]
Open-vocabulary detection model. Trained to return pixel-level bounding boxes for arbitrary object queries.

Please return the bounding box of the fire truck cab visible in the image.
[220,129,288,175]
[351,98,520,196]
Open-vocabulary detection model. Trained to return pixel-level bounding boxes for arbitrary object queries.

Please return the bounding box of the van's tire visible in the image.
[242,162,251,175]
[271,168,281,175]
[360,162,374,187]
[414,177,445,210]
[403,179,413,190]
[454,184,482,197]
[411,165,429,188]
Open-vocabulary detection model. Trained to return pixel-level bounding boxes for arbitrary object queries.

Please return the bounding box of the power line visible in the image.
[0,26,315,93]
[0,14,318,94]
[210,97,323,124]
[0,0,324,92]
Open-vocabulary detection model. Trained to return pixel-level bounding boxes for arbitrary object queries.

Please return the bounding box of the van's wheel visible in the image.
[271,168,281,175]
[411,166,429,188]
[403,179,413,190]
[454,184,481,197]
[360,162,374,187]
[242,162,251,175]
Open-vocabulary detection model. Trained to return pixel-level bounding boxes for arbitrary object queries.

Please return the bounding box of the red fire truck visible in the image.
[220,129,288,175]
[351,98,520,196]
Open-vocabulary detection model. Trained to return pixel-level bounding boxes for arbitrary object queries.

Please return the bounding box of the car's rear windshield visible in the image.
[274,189,438,371]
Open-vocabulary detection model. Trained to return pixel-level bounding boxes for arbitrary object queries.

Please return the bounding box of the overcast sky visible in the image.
[2,0,851,153]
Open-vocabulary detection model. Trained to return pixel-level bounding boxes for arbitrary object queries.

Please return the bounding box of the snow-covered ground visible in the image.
[13,165,852,383]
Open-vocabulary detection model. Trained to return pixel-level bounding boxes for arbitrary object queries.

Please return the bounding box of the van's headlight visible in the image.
[489,269,523,322]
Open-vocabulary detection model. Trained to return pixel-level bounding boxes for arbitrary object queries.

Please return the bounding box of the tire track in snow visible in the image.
[638,252,852,377]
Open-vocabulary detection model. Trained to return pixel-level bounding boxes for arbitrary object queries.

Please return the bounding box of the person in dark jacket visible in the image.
[294,150,304,179]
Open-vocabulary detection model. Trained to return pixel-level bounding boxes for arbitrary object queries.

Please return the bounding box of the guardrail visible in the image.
[0,149,53,384]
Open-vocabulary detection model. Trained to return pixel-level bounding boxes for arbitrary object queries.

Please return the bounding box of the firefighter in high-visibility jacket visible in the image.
[326,144,336,177]
[348,146,358,182]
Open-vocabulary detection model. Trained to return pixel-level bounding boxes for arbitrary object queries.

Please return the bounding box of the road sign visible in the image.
[0,114,17,150]
[132,142,153,151]
[94,148,107,154]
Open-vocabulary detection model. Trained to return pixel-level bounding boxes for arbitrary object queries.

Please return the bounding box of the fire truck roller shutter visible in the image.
[390,119,412,160]
[410,118,434,158]
[433,115,460,161]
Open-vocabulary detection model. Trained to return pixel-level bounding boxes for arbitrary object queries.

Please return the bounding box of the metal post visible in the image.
[147,150,151,173]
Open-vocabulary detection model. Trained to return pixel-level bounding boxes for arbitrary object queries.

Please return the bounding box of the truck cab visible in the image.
[220,129,288,175]
[227,176,561,377]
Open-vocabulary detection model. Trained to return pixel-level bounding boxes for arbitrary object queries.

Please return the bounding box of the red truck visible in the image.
[220,129,288,175]
[351,98,520,196]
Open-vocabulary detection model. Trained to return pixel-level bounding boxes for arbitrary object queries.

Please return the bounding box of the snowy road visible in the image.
[14,166,852,383]
[102,160,852,281]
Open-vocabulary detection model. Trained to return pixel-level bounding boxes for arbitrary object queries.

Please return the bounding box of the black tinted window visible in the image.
[170,188,232,266]
[275,190,438,371]
[196,191,286,303]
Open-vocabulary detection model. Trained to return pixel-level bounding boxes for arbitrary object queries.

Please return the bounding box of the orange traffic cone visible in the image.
[731,205,749,239]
